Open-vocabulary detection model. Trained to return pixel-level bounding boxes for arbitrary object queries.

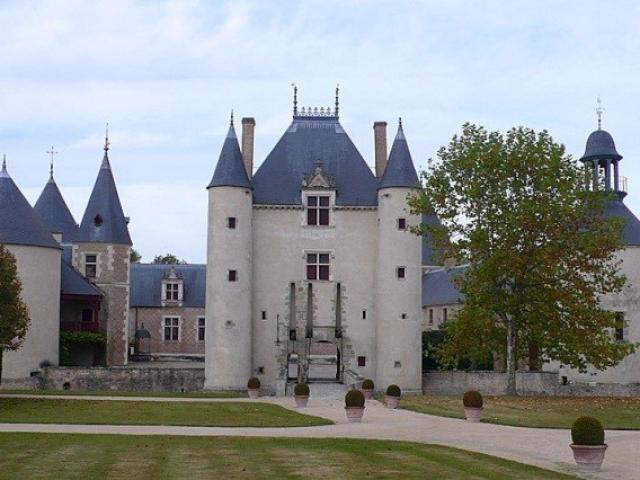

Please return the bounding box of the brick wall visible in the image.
[130,307,205,356]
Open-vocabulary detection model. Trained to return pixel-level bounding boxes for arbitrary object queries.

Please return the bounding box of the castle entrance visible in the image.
[307,340,340,382]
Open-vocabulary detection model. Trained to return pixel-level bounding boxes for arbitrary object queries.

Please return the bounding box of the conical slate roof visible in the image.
[580,130,622,162]
[379,122,420,189]
[605,193,640,246]
[208,122,252,189]
[0,159,59,249]
[34,174,79,243]
[77,150,132,245]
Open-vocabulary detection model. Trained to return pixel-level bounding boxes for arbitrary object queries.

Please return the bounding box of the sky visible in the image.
[1,0,639,263]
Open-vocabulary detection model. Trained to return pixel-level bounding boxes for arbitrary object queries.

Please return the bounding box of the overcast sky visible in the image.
[2,1,639,263]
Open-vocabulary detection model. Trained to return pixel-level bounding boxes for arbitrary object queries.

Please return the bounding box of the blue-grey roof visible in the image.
[208,123,252,189]
[251,115,378,205]
[605,193,640,246]
[422,265,466,307]
[61,260,102,297]
[0,161,60,249]
[379,123,420,190]
[77,152,132,245]
[130,263,206,308]
[33,176,79,243]
[580,130,622,162]
[422,213,444,266]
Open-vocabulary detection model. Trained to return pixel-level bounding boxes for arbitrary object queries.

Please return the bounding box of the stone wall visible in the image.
[40,366,204,392]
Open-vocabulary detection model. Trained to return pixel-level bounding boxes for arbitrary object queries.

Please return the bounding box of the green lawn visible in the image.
[0,398,331,427]
[0,433,576,480]
[401,395,640,429]
[0,389,243,398]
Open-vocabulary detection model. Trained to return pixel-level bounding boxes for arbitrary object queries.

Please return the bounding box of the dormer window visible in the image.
[165,282,179,301]
[93,214,103,227]
[307,196,330,226]
[161,267,184,306]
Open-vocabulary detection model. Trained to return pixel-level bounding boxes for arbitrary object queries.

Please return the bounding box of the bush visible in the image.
[571,416,605,446]
[386,384,401,397]
[463,390,483,408]
[247,377,261,389]
[345,389,365,407]
[362,379,374,390]
[294,383,310,396]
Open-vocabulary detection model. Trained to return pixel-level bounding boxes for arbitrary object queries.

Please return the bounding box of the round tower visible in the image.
[205,117,254,390]
[374,120,423,392]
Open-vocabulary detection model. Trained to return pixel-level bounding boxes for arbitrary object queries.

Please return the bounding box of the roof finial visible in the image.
[1,154,6,172]
[104,122,110,152]
[335,84,340,118]
[398,116,403,128]
[596,97,604,130]
[47,145,58,179]
[292,83,298,116]
[230,109,234,126]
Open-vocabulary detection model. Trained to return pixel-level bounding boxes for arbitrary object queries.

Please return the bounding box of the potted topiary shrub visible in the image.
[570,416,607,472]
[294,383,310,407]
[345,389,366,423]
[247,377,261,399]
[385,384,401,409]
[361,379,375,400]
[462,390,483,422]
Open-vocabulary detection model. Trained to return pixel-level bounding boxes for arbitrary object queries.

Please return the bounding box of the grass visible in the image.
[0,433,577,479]
[401,395,640,429]
[0,389,243,398]
[0,398,331,427]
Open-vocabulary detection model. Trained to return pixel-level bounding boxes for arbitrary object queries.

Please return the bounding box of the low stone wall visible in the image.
[39,366,205,393]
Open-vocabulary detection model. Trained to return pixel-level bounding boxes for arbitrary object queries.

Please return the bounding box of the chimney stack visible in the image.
[373,121,388,177]
[241,117,255,178]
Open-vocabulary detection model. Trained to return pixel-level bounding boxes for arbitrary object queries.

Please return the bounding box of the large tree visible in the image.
[411,124,636,394]
[153,253,186,265]
[0,245,31,384]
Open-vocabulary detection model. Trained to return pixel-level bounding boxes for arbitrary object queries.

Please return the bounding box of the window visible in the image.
[228,270,237,282]
[443,308,448,322]
[81,309,93,323]
[428,308,434,325]
[85,254,97,278]
[306,252,330,280]
[227,217,236,229]
[357,356,366,367]
[397,266,406,279]
[198,317,205,341]
[397,218,407,230]
[615,312,625,341]
[165,282,179,301]
[401,313,407,319]
[362,310,367,320]
[164,317,179,341]
[261,311,267,320]
[307,196,330,226]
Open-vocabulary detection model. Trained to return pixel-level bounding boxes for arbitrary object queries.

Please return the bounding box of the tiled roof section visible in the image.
[580,130,622,162]
[605,193,640,246]
[251,116,378,205]
[207,123,252,189]
[0,161,59,249]
[61,260,102,297]
[422,265,466,307]
[77,151,132,245]
[33,176,79,243]
[130,263,206,308]
[379,123,420,189]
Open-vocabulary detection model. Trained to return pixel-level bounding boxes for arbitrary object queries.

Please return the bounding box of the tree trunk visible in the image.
[505,317,517,395]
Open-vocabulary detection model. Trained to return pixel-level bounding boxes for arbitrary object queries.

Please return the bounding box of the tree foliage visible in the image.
[130,249,142,263]
[153,253,186,265]
[410,124,636,390]
[0,244,31,382]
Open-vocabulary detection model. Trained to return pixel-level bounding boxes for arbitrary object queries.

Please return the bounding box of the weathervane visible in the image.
[230,109,234,126]
[596,97,604,130]
[292,83,298,116]
[46,145,58,177]
[335,84,339,118]
[104,123,110,152]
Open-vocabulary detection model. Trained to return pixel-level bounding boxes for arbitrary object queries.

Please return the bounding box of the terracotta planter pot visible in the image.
[570,444,607,472]
[464,406,483,422]
[247,388,260,399]
[295,395,309,407]
[385,395,400,409]
[345,406,365,423]
[362,389,374,400]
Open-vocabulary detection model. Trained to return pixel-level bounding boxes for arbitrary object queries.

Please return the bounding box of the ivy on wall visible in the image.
[59,331,106,366]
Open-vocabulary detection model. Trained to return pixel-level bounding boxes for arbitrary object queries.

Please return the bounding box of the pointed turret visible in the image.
[34,168,79,243]
[77,139,132,245]
[378,119,419,189]
[208,117,252,189]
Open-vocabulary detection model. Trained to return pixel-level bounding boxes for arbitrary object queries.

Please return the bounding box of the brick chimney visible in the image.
[373,121,388,177]
[241,117,255,178]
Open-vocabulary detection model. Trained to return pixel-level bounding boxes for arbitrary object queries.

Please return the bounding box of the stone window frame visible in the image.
[84,252,99,278]
[397,217,407,230]
[614,311,625,341]
[162,316,181,342]
[304,250,333,281]
[160,278,184,307]
[227,217,237,229]
[164,282,180,301]
[396,266,406,280]
[301,190,336,228]
[197,316,205,342]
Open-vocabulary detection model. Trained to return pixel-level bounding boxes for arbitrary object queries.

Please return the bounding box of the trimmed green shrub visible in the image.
[247,377,261,389]
[362,379,374,390]
[345,389,365,407]
[386,384,401,397]
[463,390,483,408]
[294,383,310,396]
[571,416,605,446]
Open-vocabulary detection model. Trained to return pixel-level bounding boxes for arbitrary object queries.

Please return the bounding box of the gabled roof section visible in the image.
[422,265,466,307]
[130,263,206,308]
[207,122,252,189]
[605,193,640,246]
[77,148,132,246]
[34,175,79,243]
[251,115,378,205]
[0,158,59,249]
[379,121,420,189]
[61,260,102,297]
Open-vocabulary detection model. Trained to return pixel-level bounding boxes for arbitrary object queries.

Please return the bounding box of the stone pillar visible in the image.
[241,117,256,178]
[374,121,388,177]
[605,159,612,191]
[614,160,620,192]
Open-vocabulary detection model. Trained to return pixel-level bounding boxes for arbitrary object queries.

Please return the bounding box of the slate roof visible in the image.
[422,213,444,266]
[422,265,466,307]
[0,160,59,249]
[580,130,622,162]
[379,123,420,189]
[251,115,378,205]
[605,193,640,246]
[61,260,102,297]
[208,122,252,189]
[77,151,132,245]
[33,175,79,243]
[130,263,206,308]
